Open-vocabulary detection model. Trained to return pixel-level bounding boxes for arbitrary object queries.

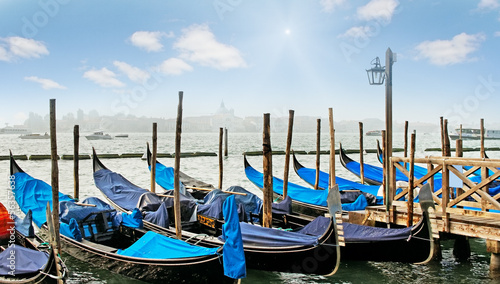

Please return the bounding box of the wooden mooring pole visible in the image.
[151,123,157,193]
[329,108,336,188]
[406,131,415,227]
[262,113,273,228]
[224,127,228,157]
[404,121,408,169]
[283,110,294,199]
[359,122,364,184]
[315,119,320,189]
[73,125,79,201]
[49,99,64,283]
[174,92,183,239]
[219,127,223,189]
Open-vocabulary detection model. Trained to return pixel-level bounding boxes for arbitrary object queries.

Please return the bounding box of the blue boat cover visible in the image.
[94,168,197,222]
[341,194,368,211]
[11,210,35,237]
[116,230,219,259]
[149,163,189,195]
[245,163,369,210]
[343,222,412,242]
[0,245,49,276]
[272,195,292,215]
[60,218,82,241]
[236,222,320,247]
[295,164,382,204]
[294,216,331,236]
[59,197,117,224]
[221,195,246,279]
[144,202,169,228]
[198,186,262,222]
[12,172,73,228]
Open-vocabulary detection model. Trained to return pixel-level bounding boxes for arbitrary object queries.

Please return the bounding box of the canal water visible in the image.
[0,131,497,283]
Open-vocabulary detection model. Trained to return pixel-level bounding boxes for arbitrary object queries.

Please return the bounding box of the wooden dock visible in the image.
[344,154,500,270]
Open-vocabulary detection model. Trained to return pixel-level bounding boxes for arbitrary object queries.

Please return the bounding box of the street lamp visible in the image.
[367,48,395,214]
[366,57,385,85]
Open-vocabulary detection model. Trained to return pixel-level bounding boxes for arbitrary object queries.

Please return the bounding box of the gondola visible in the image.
[244,155,373,216]
[0,202,67,283]
[9,153,238,284]
[93,148,341,276]
[292,152,383,204]
[376,140,430,178]
[146,143,213,199]
[245,155,436,263]
[340,143,411,185]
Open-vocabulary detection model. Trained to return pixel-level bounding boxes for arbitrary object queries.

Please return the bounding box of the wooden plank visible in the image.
[283,110,294,198]
[174,92,183,239]
[262,113,273,228]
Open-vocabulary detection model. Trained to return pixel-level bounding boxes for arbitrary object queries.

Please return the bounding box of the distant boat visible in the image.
[19,133,50,139]
[0,126,31,134]
[449,128,500,140]
[115,134,129,138]
[366,130,382,136]
[85,131,112,140]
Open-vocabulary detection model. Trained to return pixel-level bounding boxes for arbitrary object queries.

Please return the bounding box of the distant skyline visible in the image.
[1,1,500,129]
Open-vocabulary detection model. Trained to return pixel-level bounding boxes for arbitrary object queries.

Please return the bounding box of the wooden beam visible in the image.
[174,92,183,239]
[315,119,321,189]
[73,125,79,201]
[262,113,273,228]
[329,108,336,188]
[359,122,364,184]
[283,110,294,198]
[219,127,223,189]
[151,122,157,193]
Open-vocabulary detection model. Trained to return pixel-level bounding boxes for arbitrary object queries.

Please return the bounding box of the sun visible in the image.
[285,29,291,35]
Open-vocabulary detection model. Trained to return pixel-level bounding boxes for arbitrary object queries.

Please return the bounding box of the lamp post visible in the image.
[366,48,395,212]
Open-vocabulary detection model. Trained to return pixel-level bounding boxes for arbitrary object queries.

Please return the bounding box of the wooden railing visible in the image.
[388,156,500,232]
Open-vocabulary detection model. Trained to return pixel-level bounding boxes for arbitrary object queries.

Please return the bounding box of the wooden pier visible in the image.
[344,154,500,271]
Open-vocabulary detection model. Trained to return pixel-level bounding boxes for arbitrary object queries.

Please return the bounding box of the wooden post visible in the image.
[283,110,294,198]
[444,119,451,157]
[262,113,273,228]
[315,119,321,189]
[404,121,408,169]
[440,117,445,156]
[407,131,416,227]
[224,127,228,157]
[481,118,485,158]
[174,92,183,239]
[151,122,157,193]
[219,127,223,189]
[442,158,450,233]
[328,108,336,188]
[382,130,390,226]
[73,125,79,201]
[49,99,64,283]
[459,124,463,140]
[385,48,394,218]
[359,122,365,184]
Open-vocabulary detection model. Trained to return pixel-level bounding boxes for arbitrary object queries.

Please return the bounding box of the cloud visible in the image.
[0,37,49,61]
[24,76,67,90]
[129,31,173,52]
[414,33,486,66]
[478,0,499,10]
[320,0,346,12]
[174,24,247,70]
[338,25,372,39]
[495,31,500,37]
[357,0,399,22]
[83,68,125,87]
[113,61,150,83]
[158,58,193,75]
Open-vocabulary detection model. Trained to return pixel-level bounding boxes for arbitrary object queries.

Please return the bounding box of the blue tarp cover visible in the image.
[0,245,49,276]
[95,169,197,222]
[221,195,246,279]
[116,231,219,259]
[144,202,169,228]
[12,172,73,228]
[343,222,412,242]
[245,163,370,210]
[11,210,34,238]
[295,165,382,205]
[341,194,368,211]
[60,218,82,241]
[149,163,189,195]
[236,222,320,247]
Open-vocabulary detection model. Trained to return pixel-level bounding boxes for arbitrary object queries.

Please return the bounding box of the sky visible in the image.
[1,0,500,129]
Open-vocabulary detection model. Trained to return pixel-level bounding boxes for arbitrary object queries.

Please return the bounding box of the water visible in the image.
[0,131,499,283]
